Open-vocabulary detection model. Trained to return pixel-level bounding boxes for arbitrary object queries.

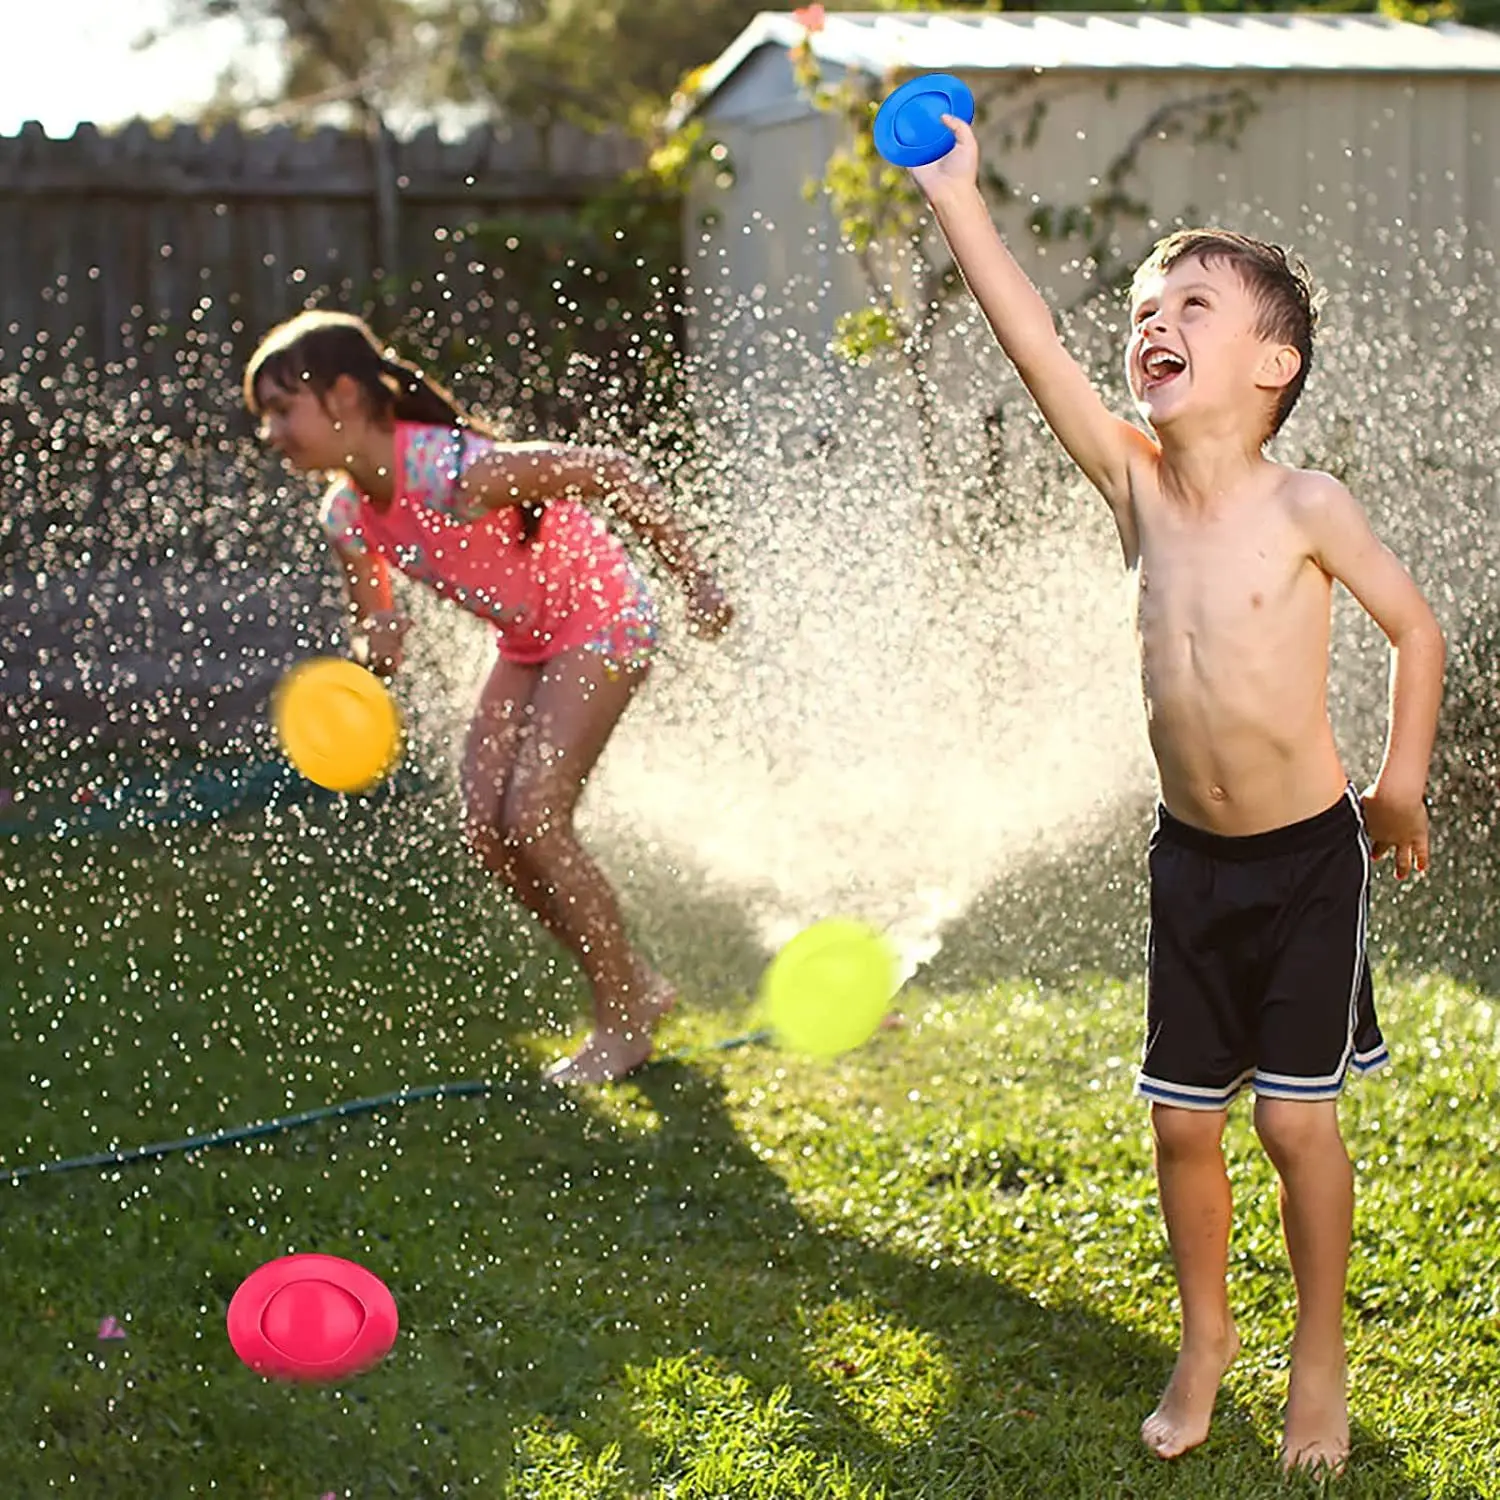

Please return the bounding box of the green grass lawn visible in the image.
[2,795,1498,1498]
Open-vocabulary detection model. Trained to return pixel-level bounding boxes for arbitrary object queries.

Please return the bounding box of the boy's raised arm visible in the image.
[912,119,1147,514]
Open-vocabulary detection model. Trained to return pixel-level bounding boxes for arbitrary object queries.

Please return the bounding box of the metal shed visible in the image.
[675,11,1500,355]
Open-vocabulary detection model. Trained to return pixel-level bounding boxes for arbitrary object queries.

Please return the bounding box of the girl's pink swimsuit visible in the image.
[320,422,656,668]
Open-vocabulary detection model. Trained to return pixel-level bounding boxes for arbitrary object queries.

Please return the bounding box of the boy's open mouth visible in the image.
[1141,347,1186,386]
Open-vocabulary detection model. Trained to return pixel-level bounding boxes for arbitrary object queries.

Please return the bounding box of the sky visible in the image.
[0,0,279,136]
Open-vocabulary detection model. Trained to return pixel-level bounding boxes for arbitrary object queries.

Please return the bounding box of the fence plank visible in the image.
[0,117,643,394]
[0,117,674,751]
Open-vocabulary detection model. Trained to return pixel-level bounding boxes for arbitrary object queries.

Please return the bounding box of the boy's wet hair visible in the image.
[1133,229,1317,439]
[244,310,542,542]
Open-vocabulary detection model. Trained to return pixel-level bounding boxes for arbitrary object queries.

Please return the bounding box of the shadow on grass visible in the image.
[450,1060,1434,1498]
[0,796,1466,1497]
[3,1021,1438,1498]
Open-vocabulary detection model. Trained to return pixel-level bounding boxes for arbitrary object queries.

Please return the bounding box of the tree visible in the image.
[142,0,926,136]
[435,0,777,136]
[144,0,771,133]
[142,0,437,129]
[144,0,1500,138]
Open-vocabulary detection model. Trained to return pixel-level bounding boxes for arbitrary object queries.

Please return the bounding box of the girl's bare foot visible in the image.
[544,965,677,1086]
[1281,1356,1348,1475]
[631,962,678,1026]
[544,1027,654,1085]
[1141,1323,1240,1459]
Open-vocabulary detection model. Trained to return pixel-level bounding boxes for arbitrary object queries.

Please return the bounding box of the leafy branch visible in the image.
[789,14,1260,515]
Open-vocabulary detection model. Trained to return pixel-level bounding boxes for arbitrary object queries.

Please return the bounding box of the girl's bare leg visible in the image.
[460,652,670,1077]
[462,656,569,940]
[497,648,670,1084]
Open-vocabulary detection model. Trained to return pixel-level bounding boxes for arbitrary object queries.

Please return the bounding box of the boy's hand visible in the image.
[909,117,980,200]
[1360,782,1430,879]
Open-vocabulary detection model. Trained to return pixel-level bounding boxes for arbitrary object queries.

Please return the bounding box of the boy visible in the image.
[910,120,1445,1471]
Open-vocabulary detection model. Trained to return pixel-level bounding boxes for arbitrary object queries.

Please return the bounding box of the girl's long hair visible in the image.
[244,309,543,543]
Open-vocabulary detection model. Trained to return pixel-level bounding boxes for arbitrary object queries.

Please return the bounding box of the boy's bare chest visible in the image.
[1132,514,1307,637]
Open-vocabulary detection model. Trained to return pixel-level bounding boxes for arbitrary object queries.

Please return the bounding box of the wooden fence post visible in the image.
[369,118,401,291]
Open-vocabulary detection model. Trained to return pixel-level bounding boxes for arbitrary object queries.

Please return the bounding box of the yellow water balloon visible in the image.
[273,657,403,794]
[760,918,899,1058]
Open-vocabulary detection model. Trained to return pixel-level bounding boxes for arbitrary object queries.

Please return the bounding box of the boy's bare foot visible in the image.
[544,967,676,1086]
[1141,1323,1240,1459]
[1281,1357,1349,1475]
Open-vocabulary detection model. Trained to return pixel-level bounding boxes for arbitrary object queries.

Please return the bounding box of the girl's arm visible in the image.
[460,443,733,636]
[336,545,409,677]
[322,476,409,675]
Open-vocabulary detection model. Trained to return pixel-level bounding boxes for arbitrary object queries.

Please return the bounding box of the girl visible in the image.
[246,310,732,1085]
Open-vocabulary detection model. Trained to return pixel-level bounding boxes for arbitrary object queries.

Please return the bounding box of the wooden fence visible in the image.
[0,116,644,392]
[0,118,665,753]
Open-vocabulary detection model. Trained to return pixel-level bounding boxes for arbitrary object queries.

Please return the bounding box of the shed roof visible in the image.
[679,9,1500,121]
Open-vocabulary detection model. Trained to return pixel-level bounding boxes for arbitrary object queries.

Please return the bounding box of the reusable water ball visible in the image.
[273,657,402,794]
[873,74,976,169]
[760,918,899,1058]
[227,1253,398,1382]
